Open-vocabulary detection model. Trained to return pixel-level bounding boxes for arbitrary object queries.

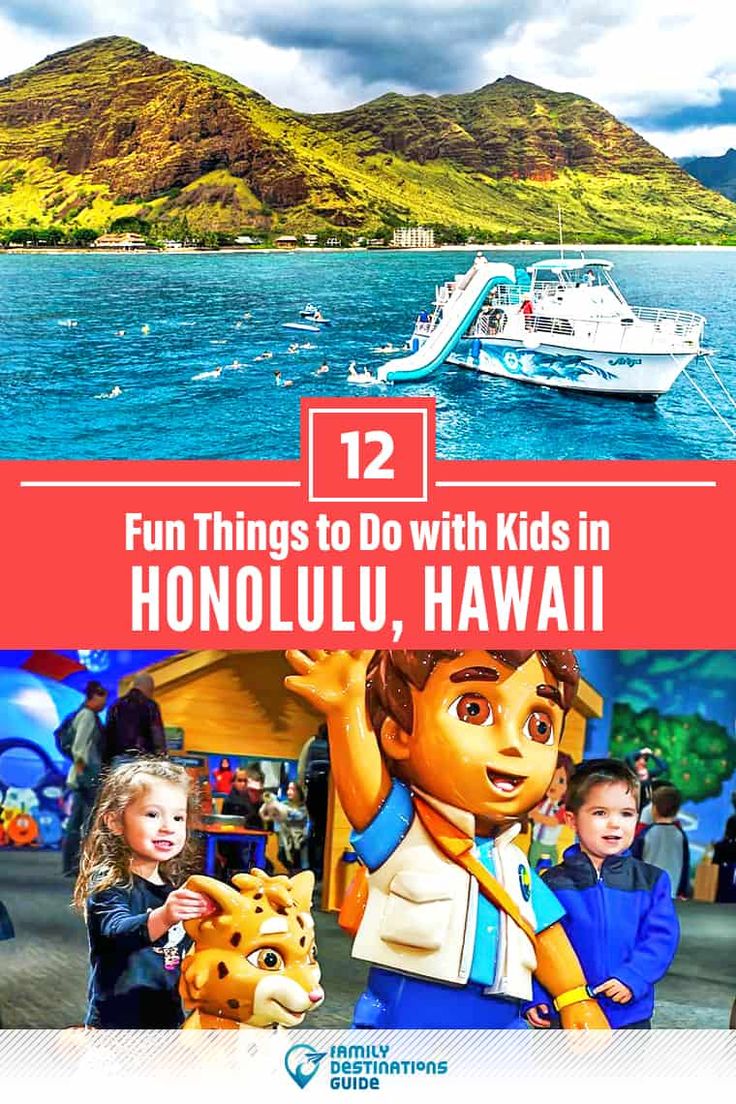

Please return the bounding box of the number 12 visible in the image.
[340,430,395,480]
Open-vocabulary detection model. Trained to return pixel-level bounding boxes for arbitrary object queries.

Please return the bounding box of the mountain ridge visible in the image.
[1,35,735,243]
[682,148,736,202]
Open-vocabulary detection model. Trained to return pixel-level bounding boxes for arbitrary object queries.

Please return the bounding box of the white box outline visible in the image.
[307,406,429,502]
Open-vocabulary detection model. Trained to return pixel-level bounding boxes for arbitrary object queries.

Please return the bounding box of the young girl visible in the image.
[74,758,213,1029]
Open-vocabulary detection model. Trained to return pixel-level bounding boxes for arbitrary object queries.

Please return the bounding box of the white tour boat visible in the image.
[378,254,706,400]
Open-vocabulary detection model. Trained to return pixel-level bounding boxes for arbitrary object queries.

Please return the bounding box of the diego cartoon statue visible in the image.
[285,649,610,1030]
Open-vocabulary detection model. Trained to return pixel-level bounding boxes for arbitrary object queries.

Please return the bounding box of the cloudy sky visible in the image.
[1,0,735,159]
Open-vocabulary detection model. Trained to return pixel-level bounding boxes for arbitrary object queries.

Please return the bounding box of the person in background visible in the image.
[625,747,669,816]
[298,723,330,880]
[519,296,534,329]
[0,897,14,1027]
[724,792,736,841]
[528,751,574,870]
[213,758,234,794]
[260,781,309,875]
[102,674,166,767]
[219,765,266,878]
[61,680,108,878]
[526,758,679,1030]
[222,765,265,829]
[715,802,736,864]
[712,806,736,904]
[0,898,13,943]
[632,785,690,898]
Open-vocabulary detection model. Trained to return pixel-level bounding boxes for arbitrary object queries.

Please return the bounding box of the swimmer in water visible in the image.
[315,360,330,375]
[347,362,375,384]
[141,324,150,335]
[274,371,294,388]
[191,366,223,381]
[95,385,122,399]
[115,329,126,337]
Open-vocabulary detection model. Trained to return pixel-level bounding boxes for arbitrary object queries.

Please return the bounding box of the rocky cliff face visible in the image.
[0,37,309,208]
[1,36,735,240]
[314,76,681,183]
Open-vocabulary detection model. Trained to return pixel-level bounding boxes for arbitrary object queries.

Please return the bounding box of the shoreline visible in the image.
[2,242,736,257]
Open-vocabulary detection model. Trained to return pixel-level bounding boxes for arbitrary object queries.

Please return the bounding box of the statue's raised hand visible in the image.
[285,650,375,715]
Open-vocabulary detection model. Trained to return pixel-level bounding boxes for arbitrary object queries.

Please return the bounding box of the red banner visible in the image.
[1,398,731,648]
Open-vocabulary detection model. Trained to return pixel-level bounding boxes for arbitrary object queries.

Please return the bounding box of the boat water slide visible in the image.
[377,260,516,383]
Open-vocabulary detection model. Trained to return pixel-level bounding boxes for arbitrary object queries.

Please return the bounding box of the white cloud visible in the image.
[1,0,735,151]
[642,125,736,161]
[480,1,736,121]
[0,14,72,77]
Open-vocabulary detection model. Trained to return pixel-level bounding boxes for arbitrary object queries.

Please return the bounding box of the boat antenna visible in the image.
[557,205,564,260]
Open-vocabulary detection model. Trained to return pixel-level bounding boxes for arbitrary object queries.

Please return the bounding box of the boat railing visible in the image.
[492,283,576,308]
[466,311,703,349]
[495,316,579,338]
[465,312,578,339]
[629,305,705,335]
[492,285,527,307]
[491,284,703,333]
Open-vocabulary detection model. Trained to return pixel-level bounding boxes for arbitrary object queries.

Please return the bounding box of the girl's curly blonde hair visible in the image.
[73,757,201,911]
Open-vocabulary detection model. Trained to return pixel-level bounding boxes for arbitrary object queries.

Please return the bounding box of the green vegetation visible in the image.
[610,702,736,804]
[1,36,736,243]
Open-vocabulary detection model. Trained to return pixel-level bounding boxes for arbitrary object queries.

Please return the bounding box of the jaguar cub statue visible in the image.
[180,868,324,1029]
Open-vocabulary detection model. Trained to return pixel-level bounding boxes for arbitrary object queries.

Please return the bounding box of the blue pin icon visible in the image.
[284,1044,328,1089]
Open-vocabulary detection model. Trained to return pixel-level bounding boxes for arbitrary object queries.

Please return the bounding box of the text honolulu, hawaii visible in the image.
[125,509,608,639]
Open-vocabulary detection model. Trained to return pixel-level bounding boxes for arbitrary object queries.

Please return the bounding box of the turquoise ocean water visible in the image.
[2,247,735,460]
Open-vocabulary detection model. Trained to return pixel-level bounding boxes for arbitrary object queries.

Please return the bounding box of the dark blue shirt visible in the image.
[86,875,190,1028]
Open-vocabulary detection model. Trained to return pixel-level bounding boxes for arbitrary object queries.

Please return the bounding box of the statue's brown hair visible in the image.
[365,650,579,737]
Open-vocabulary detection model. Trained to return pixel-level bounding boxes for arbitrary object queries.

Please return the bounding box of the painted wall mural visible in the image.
[1,650,734,863]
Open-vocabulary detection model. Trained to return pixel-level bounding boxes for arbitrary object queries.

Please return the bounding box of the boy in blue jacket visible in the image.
[526,758,679,1029]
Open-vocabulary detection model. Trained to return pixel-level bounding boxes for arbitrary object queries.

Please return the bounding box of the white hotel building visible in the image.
[391,226,435,248]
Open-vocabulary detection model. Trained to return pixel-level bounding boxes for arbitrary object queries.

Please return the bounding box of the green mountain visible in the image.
[1,35,735,242]
[682,149,736,202]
